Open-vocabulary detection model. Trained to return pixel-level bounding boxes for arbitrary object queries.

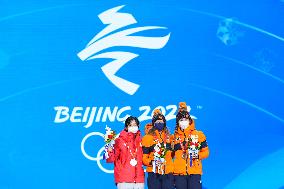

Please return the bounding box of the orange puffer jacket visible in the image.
[172,120,209,175]
[142,129,174,174]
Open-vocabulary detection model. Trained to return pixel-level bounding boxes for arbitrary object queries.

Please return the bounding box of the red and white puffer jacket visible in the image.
[106,129,144,184]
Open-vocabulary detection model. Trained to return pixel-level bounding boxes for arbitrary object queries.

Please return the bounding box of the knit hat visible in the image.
[176,102,192,124]
[152,109,166,127]
[178,102,187,112]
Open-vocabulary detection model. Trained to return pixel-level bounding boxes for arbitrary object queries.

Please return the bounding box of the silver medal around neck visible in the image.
[130,158,138,166]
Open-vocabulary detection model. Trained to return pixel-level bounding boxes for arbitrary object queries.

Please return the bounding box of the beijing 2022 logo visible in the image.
[77,5,171,95]
[54,5,173,174]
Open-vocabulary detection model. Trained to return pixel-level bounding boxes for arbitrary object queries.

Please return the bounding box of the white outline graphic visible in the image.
[81,132,114,174]
[77,5,171,95]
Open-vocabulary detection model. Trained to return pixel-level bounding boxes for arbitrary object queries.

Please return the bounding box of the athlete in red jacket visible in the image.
[106,116,145,189]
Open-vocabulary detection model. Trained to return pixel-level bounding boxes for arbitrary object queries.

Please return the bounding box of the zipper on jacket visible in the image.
[183,132,189,175]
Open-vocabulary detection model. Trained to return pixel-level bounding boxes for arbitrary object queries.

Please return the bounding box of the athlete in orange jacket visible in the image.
[142,109,174,189]
[172,102,209,189]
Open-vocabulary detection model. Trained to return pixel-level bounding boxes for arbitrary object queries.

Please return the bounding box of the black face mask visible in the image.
[154,122,164,131]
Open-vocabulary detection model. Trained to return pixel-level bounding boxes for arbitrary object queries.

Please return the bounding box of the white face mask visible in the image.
[179,120,189,130]
[128,126,139,133]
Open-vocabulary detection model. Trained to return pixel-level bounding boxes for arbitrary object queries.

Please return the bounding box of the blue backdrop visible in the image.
[1,0,284,188]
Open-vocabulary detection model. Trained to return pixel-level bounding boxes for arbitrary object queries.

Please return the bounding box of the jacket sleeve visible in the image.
[142,135,153,166]
[198,131,209,160]
[165,135,173,160]
[106,138,121,163]
[165,147,173,165]
[106,149,115,163]
[170,134,176,158]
